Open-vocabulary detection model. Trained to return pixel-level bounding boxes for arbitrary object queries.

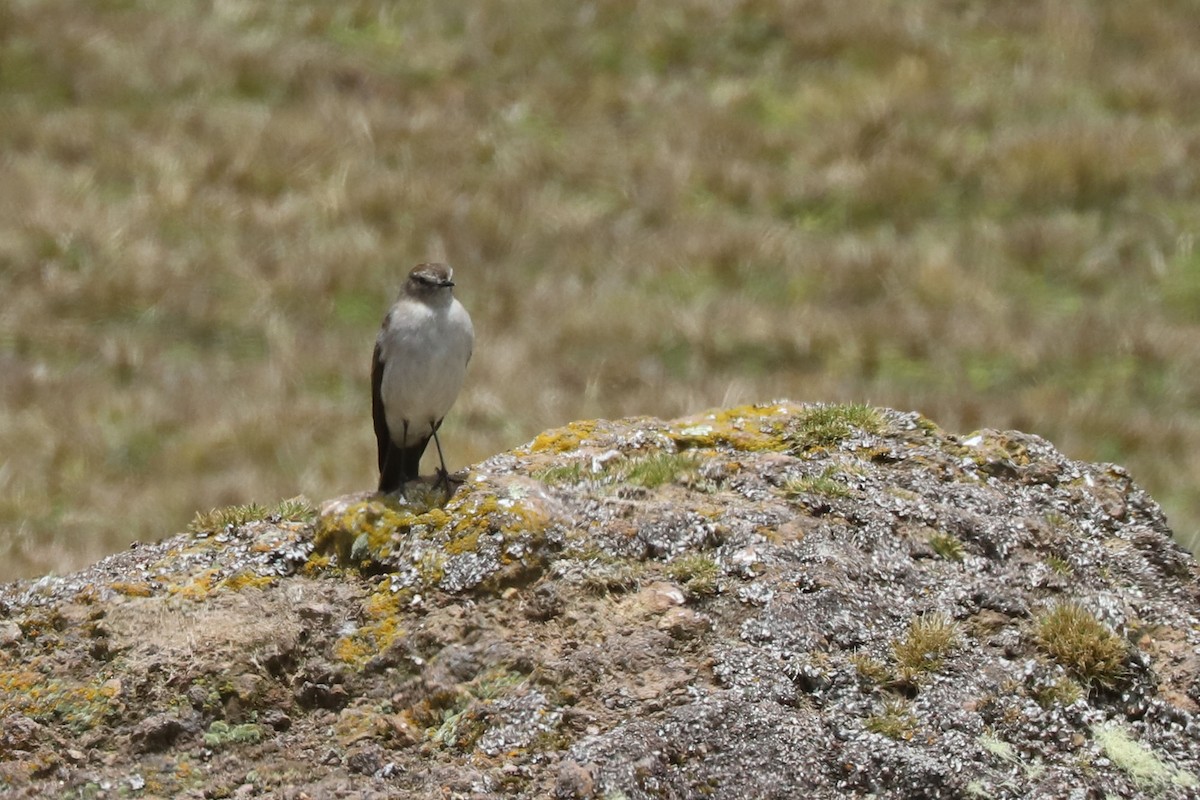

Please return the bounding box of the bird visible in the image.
[372,263,474,493]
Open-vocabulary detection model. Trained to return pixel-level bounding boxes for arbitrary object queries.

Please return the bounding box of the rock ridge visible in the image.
[1,402,1198,799]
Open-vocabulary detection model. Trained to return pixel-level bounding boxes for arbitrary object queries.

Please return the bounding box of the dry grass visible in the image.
[3,0,1200,580]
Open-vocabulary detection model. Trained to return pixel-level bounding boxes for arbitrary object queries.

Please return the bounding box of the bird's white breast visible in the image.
[378,296,474,447]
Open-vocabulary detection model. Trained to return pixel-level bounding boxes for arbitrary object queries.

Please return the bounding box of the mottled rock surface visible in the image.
[2,402,1198,799]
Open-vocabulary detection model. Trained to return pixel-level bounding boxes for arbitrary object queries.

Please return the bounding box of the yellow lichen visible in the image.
[170,568,221,601]
[0,669,122,731]
[528,420,600,453]
[444,528,482,556]
[311,498,419,568]
[671,403,791,452]
[216,571,275,592]
[333,579,408,669]
[109,581,154,597]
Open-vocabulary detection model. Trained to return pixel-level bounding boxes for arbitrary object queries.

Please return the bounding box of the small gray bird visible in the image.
[372,263,474,492]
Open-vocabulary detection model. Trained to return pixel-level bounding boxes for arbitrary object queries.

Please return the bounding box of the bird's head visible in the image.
[405,263,456,299]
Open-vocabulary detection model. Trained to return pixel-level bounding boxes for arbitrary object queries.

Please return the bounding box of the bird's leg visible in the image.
[431,420,450,489]
[399,420,411,494]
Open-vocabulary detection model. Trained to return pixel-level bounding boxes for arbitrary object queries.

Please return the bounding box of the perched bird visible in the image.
[372,263,474,492]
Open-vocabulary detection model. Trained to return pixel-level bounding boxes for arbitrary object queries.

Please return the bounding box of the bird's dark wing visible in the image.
[371,338,390,474]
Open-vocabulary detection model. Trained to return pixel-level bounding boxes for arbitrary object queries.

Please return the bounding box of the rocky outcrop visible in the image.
[1,402,1198,799]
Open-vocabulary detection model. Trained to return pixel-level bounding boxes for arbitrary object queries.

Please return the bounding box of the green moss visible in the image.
[1094,722,1200,792]
[534,462,589,485]
[274,495,316,523]
[472,669,525,699]
[850,653,892,685]
[582,560,642,595]
[1031,675,1083,709]
[928,531,965,561]
[893,613,958,682]
[787,403,885,452]
[978,732,1044,779]
[537,450,701,490]
[865,696,917,740]
[188,502,270,533]
[1034,602,1127,691]
[424,669,525,752]
[618,451,700,489]
[430,705,488,751]
[666,553,720,595]
[203,720,264,749]
[784,466,853,499]
[1045,554,1073,575]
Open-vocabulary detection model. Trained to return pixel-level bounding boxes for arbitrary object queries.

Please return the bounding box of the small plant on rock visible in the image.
[893,613,959,683]
[1034,602,1127,692]
[865,695,918,740]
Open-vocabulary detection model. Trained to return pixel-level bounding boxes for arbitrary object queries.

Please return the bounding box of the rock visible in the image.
[1,403,1198,799]
[0,620,21,647]
[0,714,45,752]
[554,759,596,798]
[130,714,187,753]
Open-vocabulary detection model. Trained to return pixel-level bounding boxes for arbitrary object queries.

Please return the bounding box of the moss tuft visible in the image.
[618,452,700,489]
[533,462,589,485]
[665,553,720,595]
[893,613,958,682]
[787,404,885,452]
[188,502,270,533]
[1044,554,1073,575]
[928,531,965,561]
[1030,674,1083,709]
[784,466,853,499]
[1034,602,1127,691]
[274,496,317,523]
[850,653,892,685]
[203,720,264,749]
[865,696,918,740]
[537,450,701,490]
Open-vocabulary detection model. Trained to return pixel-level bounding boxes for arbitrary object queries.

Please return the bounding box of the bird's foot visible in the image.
[433,467,451,491]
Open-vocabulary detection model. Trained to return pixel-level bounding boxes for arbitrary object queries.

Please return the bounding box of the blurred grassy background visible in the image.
[2,0,1199,581]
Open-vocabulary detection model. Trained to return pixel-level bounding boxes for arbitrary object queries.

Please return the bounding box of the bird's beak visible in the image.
[441,279,455,287]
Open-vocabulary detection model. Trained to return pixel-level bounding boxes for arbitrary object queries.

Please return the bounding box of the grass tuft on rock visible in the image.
[1034,602,1127,692]
[784,466,853,499]
[788,404,885,451]
[617,452,701,489]
[893,613,959,682]
[666,553,720,596]
[928,531,965,561]
[865,696,918,741]
[188,502,270,533]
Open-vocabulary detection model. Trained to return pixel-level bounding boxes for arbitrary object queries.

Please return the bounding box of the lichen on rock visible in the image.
[1,402,1198,798]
